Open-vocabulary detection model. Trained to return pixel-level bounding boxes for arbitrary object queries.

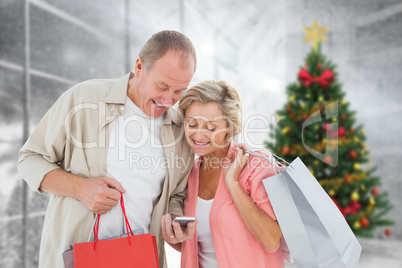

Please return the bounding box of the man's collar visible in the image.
[164,104,183,126]
[104,72,133,104]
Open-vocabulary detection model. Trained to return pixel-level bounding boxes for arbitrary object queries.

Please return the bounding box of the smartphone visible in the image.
[172,216,196,228]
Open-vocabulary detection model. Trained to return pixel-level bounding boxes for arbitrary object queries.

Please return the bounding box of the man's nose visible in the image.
[160,93,174,108]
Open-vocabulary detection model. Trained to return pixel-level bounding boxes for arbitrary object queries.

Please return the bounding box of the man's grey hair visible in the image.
[138,30,197,72]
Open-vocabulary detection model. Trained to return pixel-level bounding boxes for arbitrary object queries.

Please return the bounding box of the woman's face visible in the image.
[184,102,231,157]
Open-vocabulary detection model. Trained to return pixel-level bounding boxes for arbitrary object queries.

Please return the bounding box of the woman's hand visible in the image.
[161,214,197,250]
[223,143,249,189]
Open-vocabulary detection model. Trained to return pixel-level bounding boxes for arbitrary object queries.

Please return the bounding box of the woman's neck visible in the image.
[201,145,230,171]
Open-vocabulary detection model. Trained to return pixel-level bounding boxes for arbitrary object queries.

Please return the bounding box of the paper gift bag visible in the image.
[63,193,159,268]
[73,232,159,268]
[262,157,361,268]
[244,149,361,268]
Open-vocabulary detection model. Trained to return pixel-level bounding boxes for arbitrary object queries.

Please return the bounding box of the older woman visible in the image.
[161,80,284,267]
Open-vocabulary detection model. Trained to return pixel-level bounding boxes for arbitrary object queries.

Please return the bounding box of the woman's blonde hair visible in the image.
[179,80,242,139]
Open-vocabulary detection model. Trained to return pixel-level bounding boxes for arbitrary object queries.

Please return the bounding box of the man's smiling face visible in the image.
[130,50,195,118]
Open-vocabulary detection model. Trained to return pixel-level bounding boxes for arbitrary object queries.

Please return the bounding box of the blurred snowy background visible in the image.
[1,0,402,267]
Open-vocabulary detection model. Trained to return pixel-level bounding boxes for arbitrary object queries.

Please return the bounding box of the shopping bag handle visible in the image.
[92,192,134,250]
[243,148,289,172]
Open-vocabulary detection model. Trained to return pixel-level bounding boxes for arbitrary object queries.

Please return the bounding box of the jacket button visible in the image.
[120,105,125,111]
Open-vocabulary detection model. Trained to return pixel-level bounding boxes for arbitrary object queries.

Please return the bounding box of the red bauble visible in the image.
[328,126,346,138]
[350,200,361,211]
[305,63,308,68]
[341,113,347,121]
[360,217,370,228]
[303,113,309,120]
[344,174,350,183]
[350,150,357,159]
[323,123,330,131]
[324,155,332,164]
[317,62,322,69]
[350,127,355,133]
[371,187,379,196]
[338,126,346,137]
[282,146,290,155]
[287,104,291,112]
[385,229,392,236]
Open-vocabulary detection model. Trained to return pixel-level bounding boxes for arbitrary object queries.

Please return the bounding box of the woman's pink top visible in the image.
[181,142,285,268]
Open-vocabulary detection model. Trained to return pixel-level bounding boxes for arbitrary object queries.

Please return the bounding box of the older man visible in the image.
[18,30,196,268]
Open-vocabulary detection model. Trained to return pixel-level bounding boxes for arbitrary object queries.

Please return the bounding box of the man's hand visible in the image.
[161,214,197,245]
[76,177,125,214]
[40,169,125,214]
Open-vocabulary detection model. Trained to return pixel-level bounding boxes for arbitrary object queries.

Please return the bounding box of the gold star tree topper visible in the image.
[303,20,328,51]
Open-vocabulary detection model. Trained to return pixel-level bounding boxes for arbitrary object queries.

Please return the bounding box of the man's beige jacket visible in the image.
[18,73,194,268]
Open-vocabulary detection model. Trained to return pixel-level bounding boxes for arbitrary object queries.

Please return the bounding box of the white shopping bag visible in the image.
[246,150,362,268]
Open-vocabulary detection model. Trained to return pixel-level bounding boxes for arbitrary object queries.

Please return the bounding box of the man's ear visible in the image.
[134,57,143,77]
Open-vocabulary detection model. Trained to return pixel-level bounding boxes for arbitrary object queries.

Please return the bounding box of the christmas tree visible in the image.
[267,21,394,237]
